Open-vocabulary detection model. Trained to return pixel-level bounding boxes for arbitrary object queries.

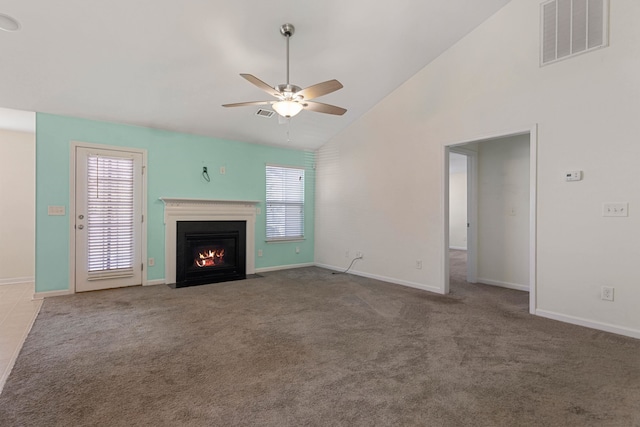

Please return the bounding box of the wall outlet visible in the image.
[258,249,263,257]
[345,250,350,259]
[416,260,423,270]
[601,286,614,301]
[295,246,300,254]
[219,166,226,175]
[148,258,155,266]
[356,251,363,259]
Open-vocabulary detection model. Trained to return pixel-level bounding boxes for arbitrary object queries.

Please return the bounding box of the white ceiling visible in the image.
[0,0,511,150]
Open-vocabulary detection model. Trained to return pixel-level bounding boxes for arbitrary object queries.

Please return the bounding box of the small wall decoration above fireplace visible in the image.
[176,220,246,287]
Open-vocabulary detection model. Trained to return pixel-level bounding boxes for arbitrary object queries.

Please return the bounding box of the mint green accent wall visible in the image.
[35,113,315,292]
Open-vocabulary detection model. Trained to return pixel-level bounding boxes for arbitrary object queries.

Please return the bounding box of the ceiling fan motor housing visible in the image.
[276,84,303,100]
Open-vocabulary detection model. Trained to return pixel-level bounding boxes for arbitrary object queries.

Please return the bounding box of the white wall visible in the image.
[0,129,35,284]
[449,153,467,250]
[315,0,640,337]
[477,135,529,289]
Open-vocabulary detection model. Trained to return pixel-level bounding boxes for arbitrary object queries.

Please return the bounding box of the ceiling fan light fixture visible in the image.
[273,100,303,118]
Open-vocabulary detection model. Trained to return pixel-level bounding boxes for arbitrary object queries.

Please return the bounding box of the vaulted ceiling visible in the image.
[0,0,511,150]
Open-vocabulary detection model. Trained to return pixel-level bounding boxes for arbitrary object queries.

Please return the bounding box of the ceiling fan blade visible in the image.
[222,101,272,108]
[240,74,280,97]
[303,101,347,116]
[297,80,343,100]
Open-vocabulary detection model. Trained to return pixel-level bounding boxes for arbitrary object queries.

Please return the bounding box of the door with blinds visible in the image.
[75,147,143,292]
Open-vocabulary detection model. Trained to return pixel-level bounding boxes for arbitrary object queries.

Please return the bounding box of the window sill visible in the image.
[266,238,306,243]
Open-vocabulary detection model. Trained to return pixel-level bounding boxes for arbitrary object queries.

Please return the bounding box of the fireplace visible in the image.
[175,220,246,287]
[160,198,258,286]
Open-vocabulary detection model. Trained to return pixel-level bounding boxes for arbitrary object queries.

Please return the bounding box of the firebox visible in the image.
[175,220,246,287]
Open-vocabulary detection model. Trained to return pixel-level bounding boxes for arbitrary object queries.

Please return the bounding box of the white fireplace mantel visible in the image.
[160,198,260,284]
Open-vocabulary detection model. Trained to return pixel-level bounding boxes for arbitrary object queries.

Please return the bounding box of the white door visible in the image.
[74,146,143,292]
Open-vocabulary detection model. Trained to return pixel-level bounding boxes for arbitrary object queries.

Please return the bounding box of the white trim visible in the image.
[255,262,315,273]
[158,197,261,205]
[315,263,444,294]
[476,278,529,292]
[33,289,73,300]
[0,298,42,394]
[536,309,640,340]
[160,198,259,284]
[145,279,166,286]
[68,141,148,294]
[0,277,34,285]
[442,125,538,314]
[529,126,538,314]
[449,246,467,251]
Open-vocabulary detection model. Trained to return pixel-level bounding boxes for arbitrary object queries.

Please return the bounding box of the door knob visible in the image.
[78,214,84,219]
[77,225,84,230]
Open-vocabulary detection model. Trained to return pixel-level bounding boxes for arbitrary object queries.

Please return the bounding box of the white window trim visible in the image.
[265,164,305,242]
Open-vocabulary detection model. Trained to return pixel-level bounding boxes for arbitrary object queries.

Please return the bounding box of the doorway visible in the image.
[71,143,147,292]
[444,127,537,314]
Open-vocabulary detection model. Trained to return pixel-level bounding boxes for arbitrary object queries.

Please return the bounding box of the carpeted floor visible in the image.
[0,262,639,426]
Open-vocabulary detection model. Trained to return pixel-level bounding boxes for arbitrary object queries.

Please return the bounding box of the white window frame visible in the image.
[265,164,305,242]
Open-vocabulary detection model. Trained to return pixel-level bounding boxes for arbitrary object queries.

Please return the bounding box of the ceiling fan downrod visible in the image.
[280,23,295,86]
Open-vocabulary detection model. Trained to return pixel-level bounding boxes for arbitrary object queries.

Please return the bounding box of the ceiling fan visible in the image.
[222,23,346,118]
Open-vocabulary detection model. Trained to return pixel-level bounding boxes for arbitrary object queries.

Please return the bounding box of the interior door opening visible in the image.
[444,128,537,314]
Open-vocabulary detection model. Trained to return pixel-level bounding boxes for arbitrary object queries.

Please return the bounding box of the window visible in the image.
[87,154,135,276]
[266,165,305,241]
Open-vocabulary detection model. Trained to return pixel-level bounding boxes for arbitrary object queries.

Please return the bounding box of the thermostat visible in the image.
[565,171,582,181]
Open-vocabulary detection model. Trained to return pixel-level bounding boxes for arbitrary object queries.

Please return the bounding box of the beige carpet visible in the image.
[0,265,639,426]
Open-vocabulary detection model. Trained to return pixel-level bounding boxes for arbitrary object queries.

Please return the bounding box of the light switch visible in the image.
[47,206,65,216]
[603,203,628,217]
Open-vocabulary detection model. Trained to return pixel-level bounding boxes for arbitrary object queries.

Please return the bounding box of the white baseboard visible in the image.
[536,309,640,340]
[33,289,73,300]
[0,298,42,394]
[145,279,166,286]
[255,262,315,274]
[449,246,467,251]
[0,277,34,286]
[315,263,444,294]
[477,277,529,292]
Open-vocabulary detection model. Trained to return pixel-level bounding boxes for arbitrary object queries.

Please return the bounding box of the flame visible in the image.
[195,248,225,268]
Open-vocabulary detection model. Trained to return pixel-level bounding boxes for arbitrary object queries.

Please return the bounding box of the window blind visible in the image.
[86,155,135,279]
[266,165,305,241]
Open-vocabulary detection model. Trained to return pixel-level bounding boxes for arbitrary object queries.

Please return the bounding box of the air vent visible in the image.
[541,0,609,66]
[255,109,275,118]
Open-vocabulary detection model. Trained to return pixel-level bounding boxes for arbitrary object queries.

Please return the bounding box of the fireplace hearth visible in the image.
[176,220,246,288]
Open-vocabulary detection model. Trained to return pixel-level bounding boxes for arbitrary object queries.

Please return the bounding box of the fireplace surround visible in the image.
[160,198,259,286]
